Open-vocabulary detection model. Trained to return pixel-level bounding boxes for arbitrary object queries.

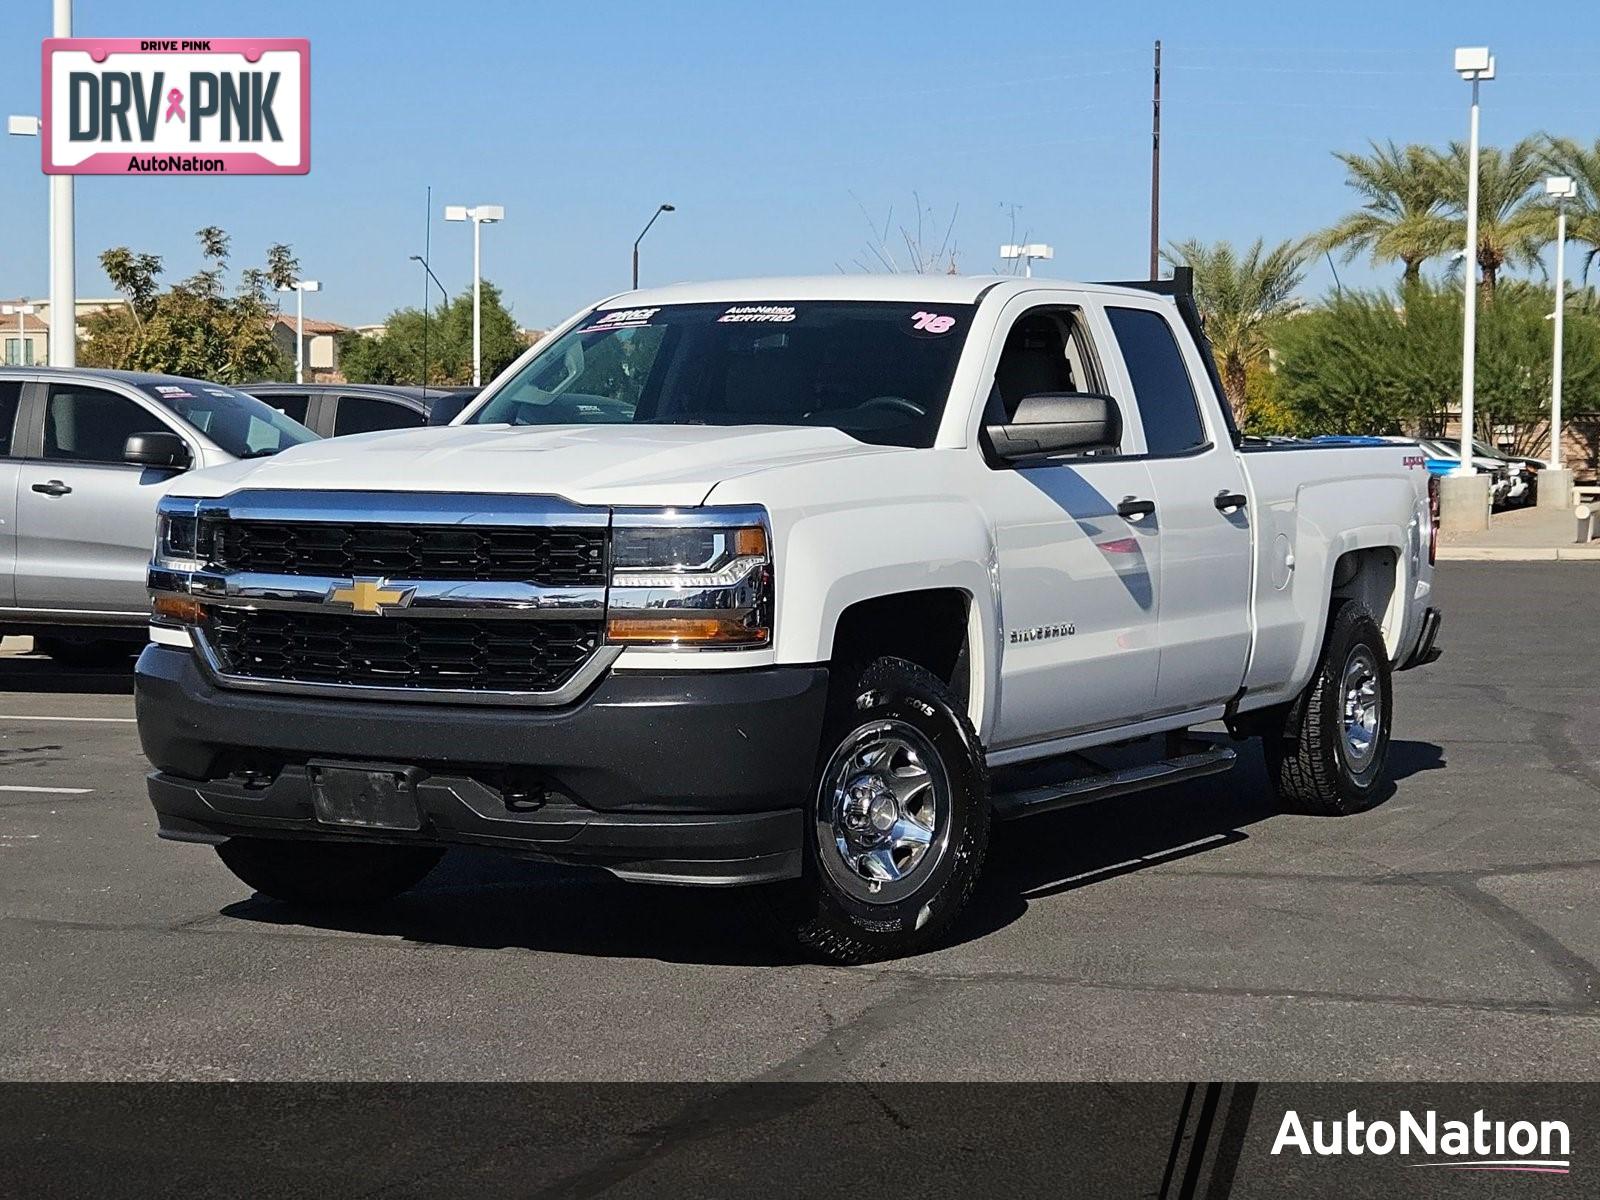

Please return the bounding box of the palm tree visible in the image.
[1318,141,1452,283]
[1162,237,1309,423]
[1544,136,1600,282]
[1436,136,1549,297]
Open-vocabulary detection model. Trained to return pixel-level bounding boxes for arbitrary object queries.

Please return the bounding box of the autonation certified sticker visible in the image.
[41,38,310,175]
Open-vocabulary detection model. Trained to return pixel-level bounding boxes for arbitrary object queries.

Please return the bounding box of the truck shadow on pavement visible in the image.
[0,652,137,696]
[220,738,1445,967]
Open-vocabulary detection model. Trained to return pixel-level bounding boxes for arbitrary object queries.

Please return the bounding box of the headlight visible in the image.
[150,499,207,626]
[154,511,201,570]
[607,510,772,647]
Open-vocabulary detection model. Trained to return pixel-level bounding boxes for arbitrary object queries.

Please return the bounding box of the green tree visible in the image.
[1317,141,1452,283]
[1162,236,1309,423]
[1437,137,1551,297]
[82,227,294,382]
[340,281,526,386]
[1544,136,1600,282]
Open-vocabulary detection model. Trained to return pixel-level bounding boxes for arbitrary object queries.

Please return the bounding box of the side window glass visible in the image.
[0,380,22,456]
[260,393,310,424]
[1105,307,1207,456]
[43,384,170,465]
[334,396,421,437]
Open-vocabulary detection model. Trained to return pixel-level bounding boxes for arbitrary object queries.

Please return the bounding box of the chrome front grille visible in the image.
[158,489,616,706]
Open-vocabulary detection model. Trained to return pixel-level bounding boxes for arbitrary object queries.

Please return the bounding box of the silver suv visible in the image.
[0,367,317,666]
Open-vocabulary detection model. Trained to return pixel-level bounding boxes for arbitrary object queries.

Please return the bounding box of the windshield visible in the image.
[138,381,319,458]
[467,301,976,447]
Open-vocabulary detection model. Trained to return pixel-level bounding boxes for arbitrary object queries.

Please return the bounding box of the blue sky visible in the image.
[3,0,1598,330]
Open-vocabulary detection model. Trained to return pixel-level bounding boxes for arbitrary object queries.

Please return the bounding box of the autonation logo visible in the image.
[1272,1108,1572,1174]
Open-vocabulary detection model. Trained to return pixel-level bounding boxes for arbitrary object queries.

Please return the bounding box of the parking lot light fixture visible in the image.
[1,302,36,366]
[1454,46,1494,475]
[632,204,675,290]
[445,204,505,386]
[277,280,323,384]
[1000,243,1054,278]
[1546,175,1577,475]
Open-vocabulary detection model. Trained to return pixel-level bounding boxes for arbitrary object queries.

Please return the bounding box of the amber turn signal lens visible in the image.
[606,616,769,645]
[152,595,206,625]
[733,525,768,557]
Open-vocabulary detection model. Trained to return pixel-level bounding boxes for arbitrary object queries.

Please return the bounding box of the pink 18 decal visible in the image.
[910,311,956,334]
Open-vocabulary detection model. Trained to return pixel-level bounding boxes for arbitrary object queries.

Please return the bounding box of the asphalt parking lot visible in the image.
[2,563,1596,1083]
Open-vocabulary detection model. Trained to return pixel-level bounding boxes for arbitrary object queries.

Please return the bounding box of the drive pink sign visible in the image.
[41,38,309,175]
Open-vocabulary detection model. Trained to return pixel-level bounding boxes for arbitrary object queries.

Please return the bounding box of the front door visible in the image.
[14,381,190,618]
[985,301,1163,749]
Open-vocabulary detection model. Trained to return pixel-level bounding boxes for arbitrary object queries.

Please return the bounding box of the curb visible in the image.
[1438,547,1600,561]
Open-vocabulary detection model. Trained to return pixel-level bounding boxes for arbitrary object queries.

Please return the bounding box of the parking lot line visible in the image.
[0,714,135,723]
[0,785,94,794]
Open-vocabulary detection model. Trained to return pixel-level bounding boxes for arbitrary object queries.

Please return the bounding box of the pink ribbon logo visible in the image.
[164,88,185,123]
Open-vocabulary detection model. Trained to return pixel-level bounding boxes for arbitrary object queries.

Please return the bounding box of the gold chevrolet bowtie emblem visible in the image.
[326,578,414,615]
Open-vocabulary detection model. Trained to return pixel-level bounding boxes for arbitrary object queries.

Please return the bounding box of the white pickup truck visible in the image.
[137,271,1441,961]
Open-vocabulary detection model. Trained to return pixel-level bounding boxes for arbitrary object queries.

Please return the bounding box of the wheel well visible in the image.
[830,589,971,701]
[1330,546,1402,657]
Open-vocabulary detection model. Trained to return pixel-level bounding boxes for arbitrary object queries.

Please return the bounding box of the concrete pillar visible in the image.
[1438,473,1491,534]
[1536,468,1574,510]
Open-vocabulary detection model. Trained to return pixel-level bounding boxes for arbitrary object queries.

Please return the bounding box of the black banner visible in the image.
[0,1083,1591,1197]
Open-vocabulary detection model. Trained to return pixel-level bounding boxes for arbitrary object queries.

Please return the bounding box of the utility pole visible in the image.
[1149,39,1161,281]
[52,0,76,365]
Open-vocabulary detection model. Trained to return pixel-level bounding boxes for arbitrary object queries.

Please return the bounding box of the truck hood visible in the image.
[171,423,901,507]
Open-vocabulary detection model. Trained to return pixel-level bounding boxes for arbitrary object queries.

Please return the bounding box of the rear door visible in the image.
[14,380,197,618]
[1102,303,1253,714]
[0,378,28,608]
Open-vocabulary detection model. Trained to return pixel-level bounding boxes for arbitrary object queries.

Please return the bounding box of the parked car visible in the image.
[1471,438,1540,506]
[424,388,481,426]
[240,383,479,438]
[0,367,317,665]
[1415,438,1519,507]
[138,271,1441,961]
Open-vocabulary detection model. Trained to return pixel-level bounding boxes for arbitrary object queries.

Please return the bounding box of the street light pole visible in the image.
[1454,47,1493,475]
[277,280,322,384]
[445,204,504,386]
[51,0,75,367]
[632,204,675,290]
[1542,175,1578,506]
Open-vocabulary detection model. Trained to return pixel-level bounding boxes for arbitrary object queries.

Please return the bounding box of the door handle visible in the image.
[31,480,72,497]
[1116,496,1156,522]
[1214,490,1248,514]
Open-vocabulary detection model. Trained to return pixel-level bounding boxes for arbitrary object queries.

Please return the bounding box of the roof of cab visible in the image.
[0,365,231,387]
[606,274,1170,308]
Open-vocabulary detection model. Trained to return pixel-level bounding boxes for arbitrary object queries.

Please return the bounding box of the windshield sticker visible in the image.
[154,385,195,397]
[584,307,659,332]
[908,311,957,335]
[718,305,796,324]
[202,387,234,397]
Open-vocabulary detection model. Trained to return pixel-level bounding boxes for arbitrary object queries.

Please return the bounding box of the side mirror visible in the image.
[986,392,1121,462]
[124,431,192,470]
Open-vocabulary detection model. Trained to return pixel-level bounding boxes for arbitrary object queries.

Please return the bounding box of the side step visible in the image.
[991,744,1237,821]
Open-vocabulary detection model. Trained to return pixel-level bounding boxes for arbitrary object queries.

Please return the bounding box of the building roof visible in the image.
[0,307,49,334]
[268,314,352,335]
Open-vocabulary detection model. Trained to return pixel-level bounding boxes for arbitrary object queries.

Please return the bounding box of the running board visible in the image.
[991,745,1237,821]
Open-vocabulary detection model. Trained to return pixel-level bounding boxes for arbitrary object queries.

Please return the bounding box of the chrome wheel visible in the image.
[816,719,952,905]
[1339,645,1382,773]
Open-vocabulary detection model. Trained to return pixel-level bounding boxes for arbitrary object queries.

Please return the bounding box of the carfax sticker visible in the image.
[154,385,195,396]
[718,305,796,324]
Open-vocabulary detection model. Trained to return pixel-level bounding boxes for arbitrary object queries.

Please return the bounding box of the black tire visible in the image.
[215,837,443,907]
[36,637,137,669]
[771,657,989,964]
[1263,602,1393,816]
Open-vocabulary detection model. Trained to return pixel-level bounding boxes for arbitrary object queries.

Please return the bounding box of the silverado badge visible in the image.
[326,578,415,616]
